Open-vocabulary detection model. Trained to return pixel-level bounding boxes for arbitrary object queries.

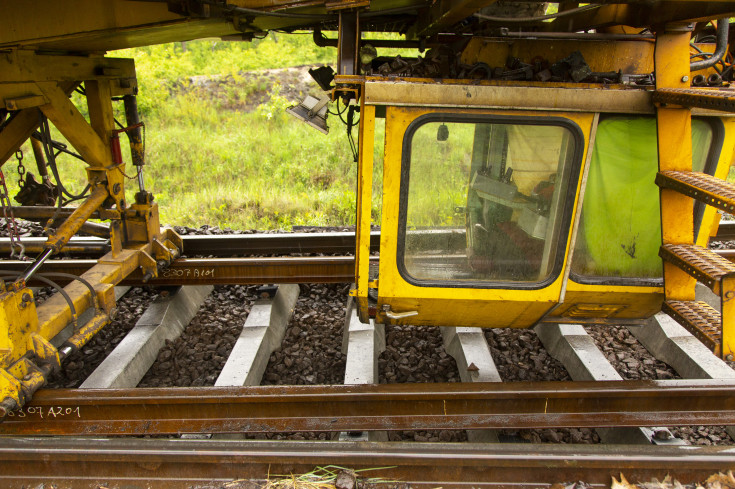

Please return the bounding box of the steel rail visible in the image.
[3,380,735,436]
[1,222,733,257]
[0,256,370,285]
[1,438,734,489]
[0,231,383,256]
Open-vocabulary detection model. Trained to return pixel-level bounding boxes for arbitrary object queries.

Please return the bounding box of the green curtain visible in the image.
[577,117,712,278]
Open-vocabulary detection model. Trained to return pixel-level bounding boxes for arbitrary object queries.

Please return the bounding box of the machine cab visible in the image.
[352,77,735,330]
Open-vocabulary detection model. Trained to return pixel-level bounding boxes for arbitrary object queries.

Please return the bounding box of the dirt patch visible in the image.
[179,66,327,112]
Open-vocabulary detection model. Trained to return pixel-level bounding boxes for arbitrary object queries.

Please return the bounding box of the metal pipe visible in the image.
[691,18,729,72]
[21,248,54,283]
[21,185,109,282]
[313,29,420,49]
[29,137,50,180]
[60,312,110,355]
[7,205,104,220]
[498,31,655,40]
[42,185,109,254]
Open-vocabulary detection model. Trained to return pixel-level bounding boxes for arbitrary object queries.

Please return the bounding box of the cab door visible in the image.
[373,106,594,328]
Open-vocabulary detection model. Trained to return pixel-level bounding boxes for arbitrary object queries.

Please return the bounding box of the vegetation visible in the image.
[7,33,414,230]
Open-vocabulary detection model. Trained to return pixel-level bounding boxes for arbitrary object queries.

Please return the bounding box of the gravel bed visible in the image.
[252,282,350,441]
[379,324,466,442]
[483,328,601,444]
[47,287,159,388]
[138,285,256,387]
[484,328,571,382]
[261,283,349,386]
[585,325,679,380]
[586,325,735,445]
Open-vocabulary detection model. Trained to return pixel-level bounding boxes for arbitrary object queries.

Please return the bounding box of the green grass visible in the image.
[8,33,421,230]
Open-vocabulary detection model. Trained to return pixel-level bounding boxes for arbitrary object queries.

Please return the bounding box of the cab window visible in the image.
[398,115,583,288]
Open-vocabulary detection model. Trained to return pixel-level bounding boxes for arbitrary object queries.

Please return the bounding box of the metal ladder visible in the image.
[654,32,735,359]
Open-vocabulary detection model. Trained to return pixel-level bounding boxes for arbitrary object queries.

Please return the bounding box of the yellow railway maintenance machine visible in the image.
[1,0,735,417]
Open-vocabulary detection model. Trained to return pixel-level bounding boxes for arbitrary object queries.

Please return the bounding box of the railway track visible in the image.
[1,230,735,487]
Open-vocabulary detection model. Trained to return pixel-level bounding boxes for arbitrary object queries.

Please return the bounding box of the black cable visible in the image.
[32,131,85,162]
[328,100,348,117]
[0,272,78,329]
[39,116,89,201]
[37,272,100,311]
[346,105,358,163]
[690,44,724,74]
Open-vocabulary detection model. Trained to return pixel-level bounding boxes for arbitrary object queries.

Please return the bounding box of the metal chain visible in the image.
[15,149,26,188]
[0,170,25,260]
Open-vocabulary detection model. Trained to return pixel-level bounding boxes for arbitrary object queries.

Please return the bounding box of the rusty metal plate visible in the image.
[656,171,735,214]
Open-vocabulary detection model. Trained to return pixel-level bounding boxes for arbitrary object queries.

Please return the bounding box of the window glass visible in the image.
[401,118,579,286]
[571,117,715,281]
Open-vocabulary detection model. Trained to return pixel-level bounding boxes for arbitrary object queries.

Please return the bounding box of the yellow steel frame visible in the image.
[353,99,376,322]
[354,84,735,330]
[0,49,181,412]
[368,105,594,328]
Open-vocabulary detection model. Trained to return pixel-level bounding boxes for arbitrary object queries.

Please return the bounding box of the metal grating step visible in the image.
[662,300,721,356]
[653,88,735,112]
[660,243,735,295]
[656,171,735,214]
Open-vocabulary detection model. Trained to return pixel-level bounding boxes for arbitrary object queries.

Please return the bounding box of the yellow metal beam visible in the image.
[38,83,109,170]
[0,81,78,167]
[656,29,695,301]
[1,51,135,85]
[354,102,375,321]
[0,109,41,168]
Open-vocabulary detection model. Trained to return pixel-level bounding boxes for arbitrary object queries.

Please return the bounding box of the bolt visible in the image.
[18,292,31,309]
[0,397,18,420]
[726,354,733,361]
[112,183,122,195]
[681,75,689,83]
[653,429,672,441]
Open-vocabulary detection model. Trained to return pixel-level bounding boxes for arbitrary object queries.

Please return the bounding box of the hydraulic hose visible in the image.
[691,18,730,72]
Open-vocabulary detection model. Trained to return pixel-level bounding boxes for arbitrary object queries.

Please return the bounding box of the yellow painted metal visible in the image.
[375,105,594,328]
[44,186,110,253]
[363,79,655,114]
[0,0,236,53]
[355,102,376,322]
[38,83,110,170]
[1,50,136,85]
[0,81,79,167]
[696,117,735,247]
[461,37,655,75]
[0,109,42,167]
[656,29,696,302]
[722,275,735,358]
[0,50,182,411]
[558,283,664,320]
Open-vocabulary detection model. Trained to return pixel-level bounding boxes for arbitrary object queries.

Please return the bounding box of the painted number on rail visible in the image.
[161,268,215,279]
[6,406,81,419]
